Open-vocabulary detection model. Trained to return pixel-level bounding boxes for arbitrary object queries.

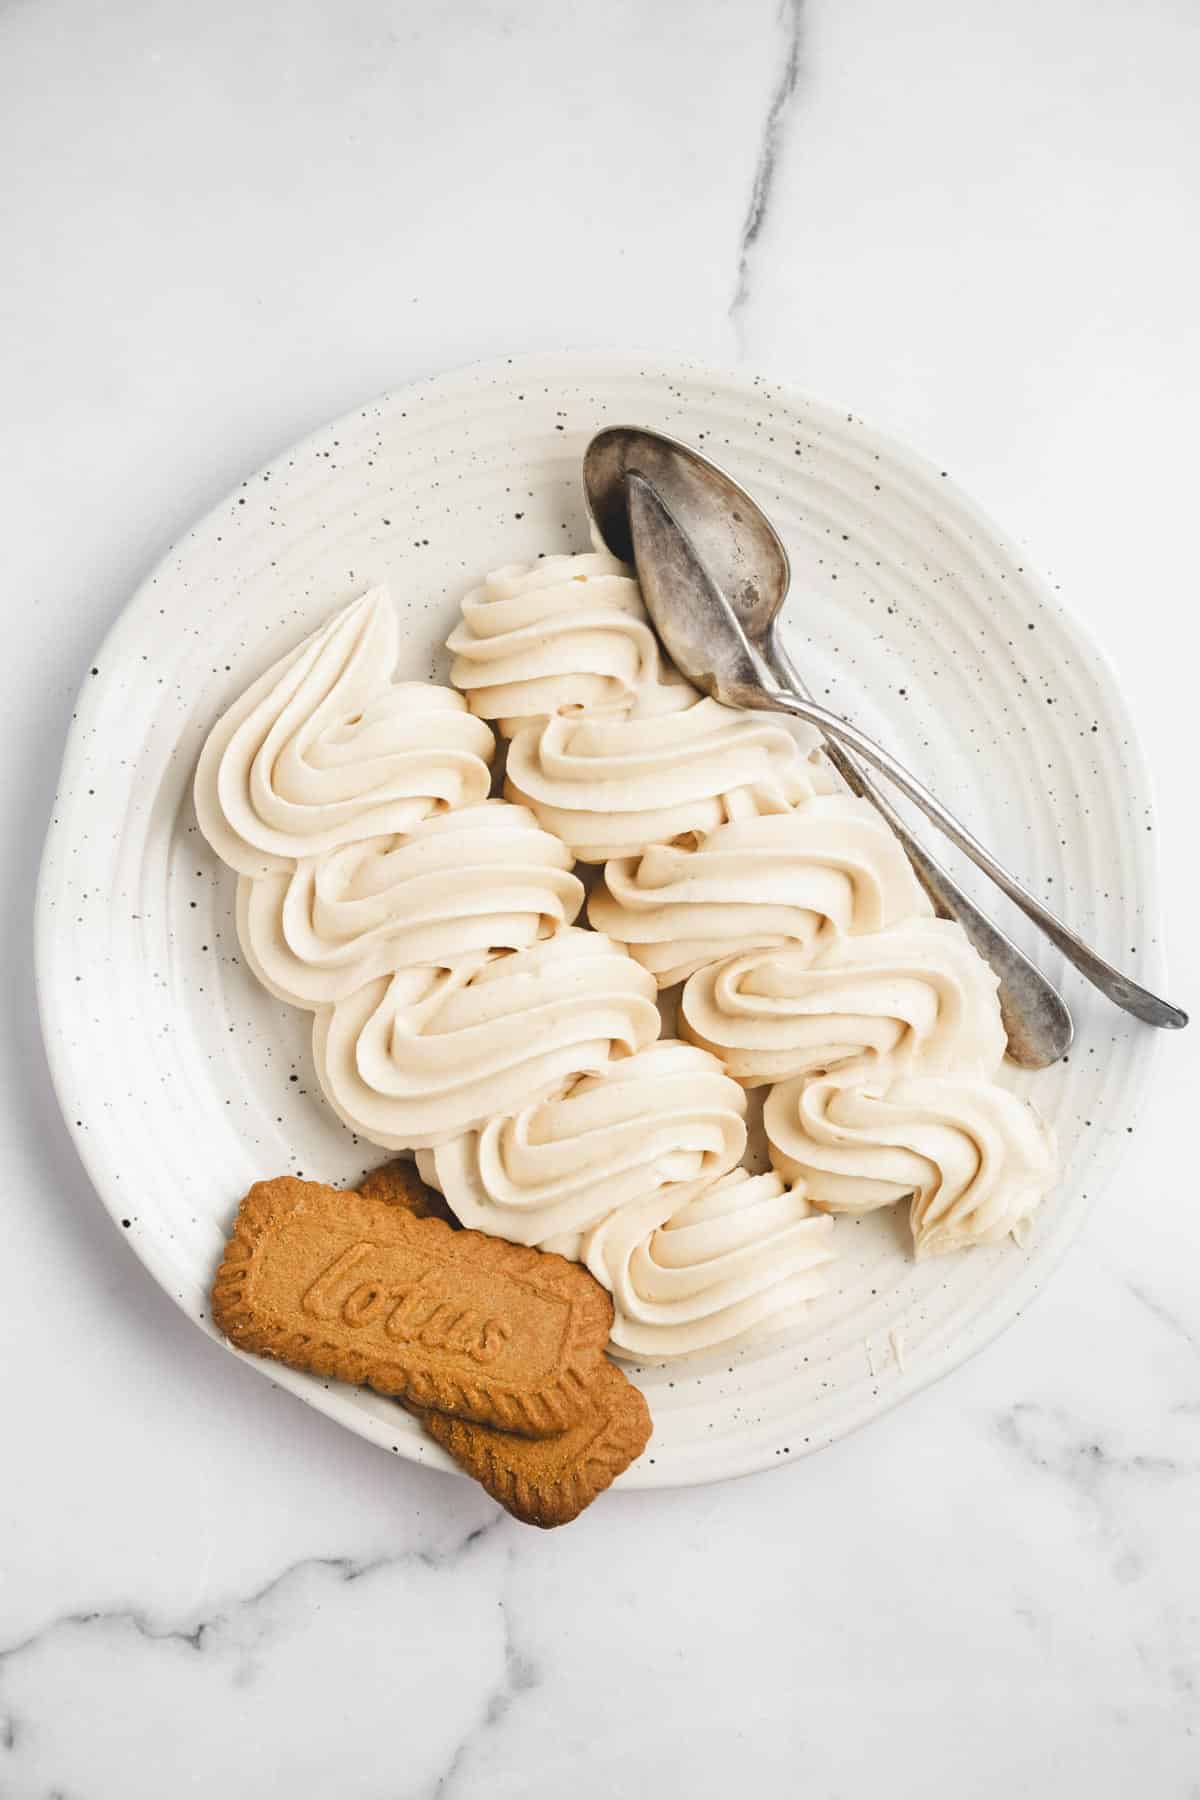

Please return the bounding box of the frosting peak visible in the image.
[195,589,494,874]
[312,927,661,1151]
[591,794,932,985]
[447,549,689,736]
[420,1039,747,1251]
[765,1071,1055,1256]
[584,1167,837,1361]
[506,697,819,863]
[237,800,584,1008]
[681,916,1006,1088]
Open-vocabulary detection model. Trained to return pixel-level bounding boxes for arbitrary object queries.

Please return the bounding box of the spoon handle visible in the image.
[764,683,1187,1032]
[770,641,1073,1066]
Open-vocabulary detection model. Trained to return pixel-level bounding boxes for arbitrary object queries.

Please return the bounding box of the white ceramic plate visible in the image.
[36,353,1166,1488]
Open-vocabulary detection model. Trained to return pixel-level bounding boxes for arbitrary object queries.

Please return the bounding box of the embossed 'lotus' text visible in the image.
[301,1239,511,1364]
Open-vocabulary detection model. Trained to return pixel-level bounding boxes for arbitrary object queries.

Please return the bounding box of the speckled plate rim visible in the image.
[35,350,1169,1491]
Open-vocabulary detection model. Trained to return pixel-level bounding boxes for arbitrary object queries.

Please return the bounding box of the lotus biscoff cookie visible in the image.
[357,1157,460,1229]
[358,1160,652,1522]
[412,1358,652,1528]
[211,1177,612,1437]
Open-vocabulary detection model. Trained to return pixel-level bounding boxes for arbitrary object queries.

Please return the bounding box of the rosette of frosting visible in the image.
[195,589,495,874]
[447,550,689,735]
[418,1040,747,1251]
[311,927,661,1151]
[581,1167,837,1361]
[765,1072,1056,1256]
[590,795,932,985]
[506,697,816,863]
[681,916,1006,1088]
[236,801,584,1008]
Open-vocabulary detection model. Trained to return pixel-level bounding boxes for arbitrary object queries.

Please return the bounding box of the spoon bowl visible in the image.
[585,425,790,645]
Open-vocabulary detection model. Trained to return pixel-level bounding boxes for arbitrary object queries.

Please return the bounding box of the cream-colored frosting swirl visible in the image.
[590,795,932,985]
[311,927,661,1151]
[447,550,691,736]
[195,589,495,874]
[581,1168,837,1361]
[681,916,1006,1088]
[236,800,585,1008]
[765,1072,1056,1256]
[506,698,817,863]
[418,1040,746,1251]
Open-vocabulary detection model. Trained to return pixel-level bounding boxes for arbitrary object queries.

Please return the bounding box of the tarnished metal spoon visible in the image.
[585,427,1073,1065]
[584,436,1184,1041]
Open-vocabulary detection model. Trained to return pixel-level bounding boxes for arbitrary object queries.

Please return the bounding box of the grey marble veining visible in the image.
[0,1519,505,1680]
[730,0,805,337]
[1122,1276,1200,1359]
[427,1570,541,1800]
[2,0,1198,1794]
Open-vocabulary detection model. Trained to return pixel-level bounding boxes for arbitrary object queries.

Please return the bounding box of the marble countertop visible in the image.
[3,1,1197,1793]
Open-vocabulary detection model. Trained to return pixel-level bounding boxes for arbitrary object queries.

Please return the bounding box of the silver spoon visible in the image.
[585,427,1075,1066]
[587,448,1184,1038]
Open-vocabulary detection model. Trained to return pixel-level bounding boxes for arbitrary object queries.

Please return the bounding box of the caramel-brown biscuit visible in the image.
[211,1177,612,1437]
[357,1158,459,1228]
[365,1165,652,1521]
[413,1359,652,1528]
